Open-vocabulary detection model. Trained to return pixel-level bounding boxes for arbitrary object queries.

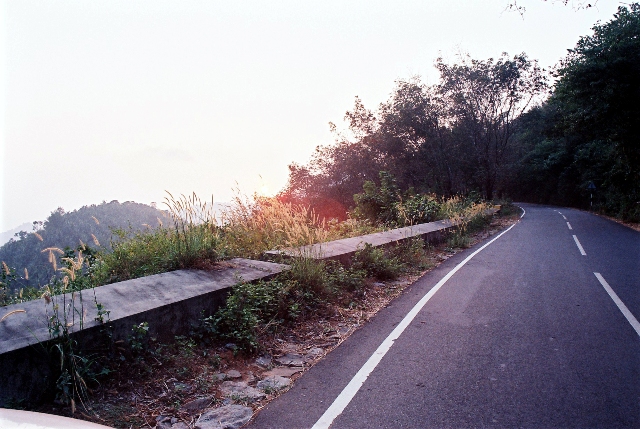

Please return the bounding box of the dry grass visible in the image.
[220,194,333,259]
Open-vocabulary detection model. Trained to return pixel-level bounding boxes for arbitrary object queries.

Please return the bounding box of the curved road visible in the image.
[249,204,640,428]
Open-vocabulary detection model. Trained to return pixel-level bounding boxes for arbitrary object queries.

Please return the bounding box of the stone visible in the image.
[195,405,253,429]
[262,367,302,378]
[257,376,291,391]
[181,397,214,413]
[155,416,172,429]
[219,381,265,401]
[305,347,324,359]
[212,373,226,381]
[274,353,305,367]
[255,355,272,368]
[226,370,242,379]
[172,423,189,429]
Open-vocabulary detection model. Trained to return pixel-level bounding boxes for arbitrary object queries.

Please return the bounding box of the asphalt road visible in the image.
[248,204,640,428]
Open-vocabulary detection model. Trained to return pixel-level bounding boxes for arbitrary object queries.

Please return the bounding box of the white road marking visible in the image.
[594,273,640,338]
[311,221,521,429]
[562,215,567,220]
[572,235,586,255]
[520,207,526,218]
[567,222,572,230]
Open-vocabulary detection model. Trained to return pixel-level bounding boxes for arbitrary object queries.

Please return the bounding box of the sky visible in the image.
[1,0,625,231]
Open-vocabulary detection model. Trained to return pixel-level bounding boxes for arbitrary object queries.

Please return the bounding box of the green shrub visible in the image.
[351,243,401,280]
[388,238,432,271]
[395,194,440,226]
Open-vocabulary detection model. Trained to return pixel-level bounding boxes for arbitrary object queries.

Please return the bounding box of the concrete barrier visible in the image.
[265,208,500,264]
[0,258,289,406]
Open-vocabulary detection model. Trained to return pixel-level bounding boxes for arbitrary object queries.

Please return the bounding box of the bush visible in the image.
[351,243,401,280]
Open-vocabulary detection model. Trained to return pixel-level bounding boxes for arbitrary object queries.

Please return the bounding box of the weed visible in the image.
[207,353,222,369]
[128,322,149,354]
[351,243,401,280]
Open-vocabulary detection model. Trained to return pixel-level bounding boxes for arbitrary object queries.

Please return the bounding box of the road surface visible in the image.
[248,204,640,428]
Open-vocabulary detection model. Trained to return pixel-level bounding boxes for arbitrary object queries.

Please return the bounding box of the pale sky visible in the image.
[1,0,624,231]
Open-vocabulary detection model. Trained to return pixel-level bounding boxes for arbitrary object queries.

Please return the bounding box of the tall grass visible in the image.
[94,193,223,284]
[221,194,331,258]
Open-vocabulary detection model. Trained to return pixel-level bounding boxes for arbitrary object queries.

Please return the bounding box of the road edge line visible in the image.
[311,220,521,429]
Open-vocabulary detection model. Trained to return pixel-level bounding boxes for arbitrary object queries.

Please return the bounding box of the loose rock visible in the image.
[155,416,172,429]
[219,381,265,401]
[262,366,302,378]
[226,370,242,379]
[255,355,272,368]
[257,376,291,391]
[181,397,214,413]
[195,405,253,429]
[275,353,305,367]
[305,347,324,359]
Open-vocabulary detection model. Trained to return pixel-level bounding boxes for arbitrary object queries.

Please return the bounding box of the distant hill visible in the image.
[0,201,171,288]
[0,223,33,247]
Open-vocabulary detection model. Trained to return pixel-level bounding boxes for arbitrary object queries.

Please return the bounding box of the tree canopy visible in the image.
[510,3,640,219]
[282,3,639,222]
[281,53,547,218]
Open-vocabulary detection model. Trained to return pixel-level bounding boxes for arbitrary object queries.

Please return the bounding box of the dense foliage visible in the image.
[281,53,546,219]
[282,4,640,222]
[510,4,640,220]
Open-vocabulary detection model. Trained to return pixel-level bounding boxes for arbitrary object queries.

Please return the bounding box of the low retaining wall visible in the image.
[266,208,499,264]
[0,258,288,406]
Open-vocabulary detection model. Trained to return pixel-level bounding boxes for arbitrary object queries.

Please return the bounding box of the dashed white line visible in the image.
[572,235,586,255]
[567,222,572,230]
[562,215,567,220]
[311,221,521,429]
[594,273,640,338]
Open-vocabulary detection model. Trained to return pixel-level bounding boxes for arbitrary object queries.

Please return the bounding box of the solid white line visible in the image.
[567,222,572,230]
[311,222,520,429]
[520,206,526,218]
[572,235,586,255]
[594,273,640,338]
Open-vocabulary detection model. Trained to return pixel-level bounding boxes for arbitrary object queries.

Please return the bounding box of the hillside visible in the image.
[0,200,170,289]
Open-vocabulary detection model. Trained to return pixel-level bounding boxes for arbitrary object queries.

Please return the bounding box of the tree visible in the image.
[506,0,597,15]
[550,3,640,218]
[436,53,547,199]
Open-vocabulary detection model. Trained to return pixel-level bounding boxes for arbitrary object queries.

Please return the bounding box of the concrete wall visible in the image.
[0,259,289,406]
